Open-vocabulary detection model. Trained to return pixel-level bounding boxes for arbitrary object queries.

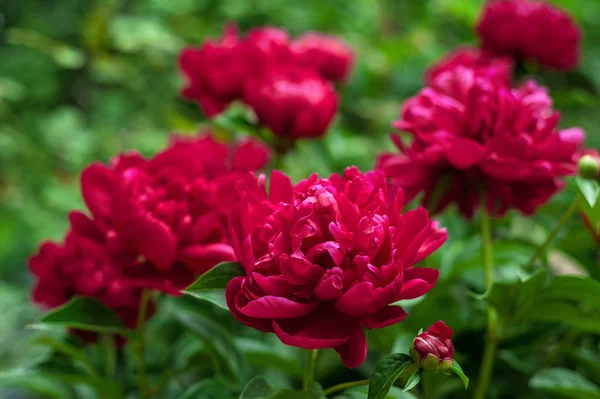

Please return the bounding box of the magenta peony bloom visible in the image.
[476,0,581,70]
[179,24,247,117]
[226,167,447,368]
[291,33,355,83]
[244,68,338,140]
[81,134,270,292]
[241,26,293,75]
[426,47,513,85]
[30,212,151,336]
[410,321,454,372]
[377,66,584,218]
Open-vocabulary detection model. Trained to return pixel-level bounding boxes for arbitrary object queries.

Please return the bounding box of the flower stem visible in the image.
[303,349,319,390]
[523,193,581,270]
[135,289,152,399]
[323,379,370,396]
[101,334,116,377]
[473,203,499,399]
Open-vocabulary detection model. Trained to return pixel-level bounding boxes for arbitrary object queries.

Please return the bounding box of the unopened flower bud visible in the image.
[410,321,454,373]
[578,154,600,180]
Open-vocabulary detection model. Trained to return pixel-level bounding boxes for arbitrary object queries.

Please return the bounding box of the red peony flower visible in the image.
[241,26,293,75]
[179,24,247,117]
[30,211,150,337]
[81,134,270,293]
[291,33,355,83]
[244,68,338,140]
[377,66,584,218]
[410,321,454,372]
[426,47,513,85]
[226,167,447,368]
[476,0,581,70]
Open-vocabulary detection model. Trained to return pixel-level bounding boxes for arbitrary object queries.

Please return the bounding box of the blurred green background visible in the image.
[0,0,598,397]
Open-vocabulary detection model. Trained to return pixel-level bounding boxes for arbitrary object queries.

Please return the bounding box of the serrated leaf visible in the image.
[530,368,600,399]
[38,297,129,335]
[368,353,414,399]
[183,261,244,309]
[403,371,421,392]
[450,361,469,389]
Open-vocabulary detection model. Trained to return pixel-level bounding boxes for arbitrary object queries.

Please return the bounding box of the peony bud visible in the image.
[410,321,454,372]
[578,154,600,180]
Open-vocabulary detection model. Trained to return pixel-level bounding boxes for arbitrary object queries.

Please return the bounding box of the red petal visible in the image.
[334,326,367,369]
[226,277,273,332]
[178,243,236,275]
[121,216,177,271]
[362,306,408,329]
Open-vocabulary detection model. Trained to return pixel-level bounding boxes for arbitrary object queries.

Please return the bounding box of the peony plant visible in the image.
[18,2,600,399]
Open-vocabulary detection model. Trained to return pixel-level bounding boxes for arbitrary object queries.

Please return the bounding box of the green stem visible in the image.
[523,193,582,270]
[303,349,319,390]
[323,379,370,396]
[473,203,499,399]
[101,334,116,377]
[136,289,152,399]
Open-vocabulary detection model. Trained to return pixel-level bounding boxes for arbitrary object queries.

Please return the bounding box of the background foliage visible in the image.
[0,0,598,398]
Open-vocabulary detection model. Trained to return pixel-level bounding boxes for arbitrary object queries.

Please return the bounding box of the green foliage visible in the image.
[368,353,414,399]
[484,269,600,334]
[183,261,245,310]
[529,368,600,398]
[1,0,600,398]
[39,297,129,335]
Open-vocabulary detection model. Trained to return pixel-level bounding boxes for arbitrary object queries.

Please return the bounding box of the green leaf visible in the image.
[238,377,316,399]
[38,297,129,335]
[368,353,414,399]
[530,368,600,399]
[50,373,124,398]
[32,335,96,375]
[576,177,600,208]
[484,270,600,333]
[0,370,70,399]
[335,386,417,399]
[307,381,327,399]
[177,379,232,399]
[236,338,303,378]
[239,377,279,399]
[403,371,421,392]
[183,261,244,309]
[171,304,246,383]
[449,361,469,389]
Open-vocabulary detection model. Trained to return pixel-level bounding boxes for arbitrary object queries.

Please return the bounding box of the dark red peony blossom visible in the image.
[244,68,338,140]
[179,24,247,117]
[226,167,447,368]
[476,0,581,70]
[30,211,150,337]
[410,321,454,372]
[291,33,355,83]
[81,134,270,293]
[377,66,584,218]
[426,47,513,85]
